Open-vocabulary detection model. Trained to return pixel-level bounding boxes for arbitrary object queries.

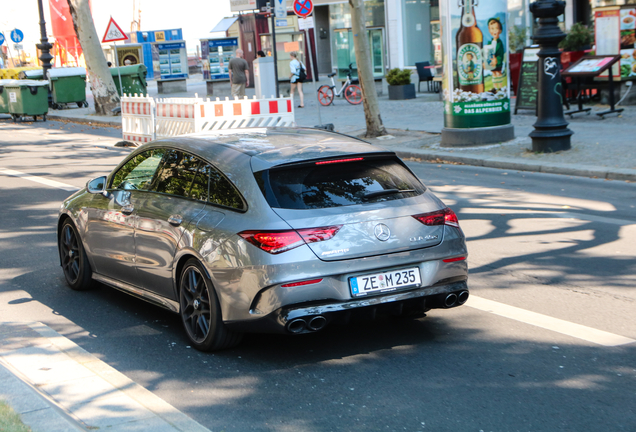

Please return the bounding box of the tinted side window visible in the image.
[111,148,166,190]
[152,151,201,198]
[207,165,245,210]
[149,151,245,210]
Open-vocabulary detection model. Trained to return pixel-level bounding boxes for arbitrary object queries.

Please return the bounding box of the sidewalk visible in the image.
[0,321,210,432]
[42,74,636,181]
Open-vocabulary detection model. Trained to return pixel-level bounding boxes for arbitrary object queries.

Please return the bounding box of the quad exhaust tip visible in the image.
[457,290,469,305]
[444,293,458,308]
[308,316,327,331]
[287,316,328,333]
[288,319,307,334]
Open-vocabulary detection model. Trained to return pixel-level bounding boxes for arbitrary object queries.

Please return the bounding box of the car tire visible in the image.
[179,259,243,351]
[58,219,93,291]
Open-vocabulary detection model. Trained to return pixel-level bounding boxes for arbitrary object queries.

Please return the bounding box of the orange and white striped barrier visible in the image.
[198,96,295,131]
[121,94,156,144]
[122,94,295,143]
[155,97,199,139]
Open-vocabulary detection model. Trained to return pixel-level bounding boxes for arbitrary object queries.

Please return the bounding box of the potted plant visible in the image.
[560,22,594,68]
[387,68,416,100]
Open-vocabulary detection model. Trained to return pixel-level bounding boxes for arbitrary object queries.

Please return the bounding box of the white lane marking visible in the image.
[0,168,79,192]
[467,295,636,347]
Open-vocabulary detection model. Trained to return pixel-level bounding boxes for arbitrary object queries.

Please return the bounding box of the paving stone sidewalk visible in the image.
[37,74,635,180]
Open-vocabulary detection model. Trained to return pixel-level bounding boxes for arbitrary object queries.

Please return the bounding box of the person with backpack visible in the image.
[289,51,305,108]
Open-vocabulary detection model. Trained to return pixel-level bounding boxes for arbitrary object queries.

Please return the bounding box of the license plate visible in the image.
[350,267,421,297]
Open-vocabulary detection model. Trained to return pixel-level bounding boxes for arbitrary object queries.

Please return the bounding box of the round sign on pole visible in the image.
[293,0,313,18]
[0,33,5,46]
[10,29,24,44]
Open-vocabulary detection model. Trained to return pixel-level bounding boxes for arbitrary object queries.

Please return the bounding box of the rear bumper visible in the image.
[225,279,468,334]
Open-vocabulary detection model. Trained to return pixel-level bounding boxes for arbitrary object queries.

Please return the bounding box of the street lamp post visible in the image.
[529,0,573,152]
[36,0,54,104]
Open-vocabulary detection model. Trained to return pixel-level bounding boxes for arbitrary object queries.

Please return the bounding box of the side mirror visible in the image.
[86,176,107,194]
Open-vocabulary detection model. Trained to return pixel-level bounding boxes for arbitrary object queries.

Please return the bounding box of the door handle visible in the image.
[168,215,183,227]
[121,205,134,215]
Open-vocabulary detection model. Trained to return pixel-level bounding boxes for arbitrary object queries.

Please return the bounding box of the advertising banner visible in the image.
[48,0,83,63]
[619,8,636,79]
[441,0,511,129]
[152,42,188,80]
[116,46,142,66]
[201,38,239,81]
[595,10,621,79]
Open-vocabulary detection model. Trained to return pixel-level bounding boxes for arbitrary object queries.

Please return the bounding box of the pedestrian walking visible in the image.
[289,51,305,108]
[228,49,250,98]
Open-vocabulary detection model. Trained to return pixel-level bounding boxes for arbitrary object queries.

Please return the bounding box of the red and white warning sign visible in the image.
[102,17,128,43]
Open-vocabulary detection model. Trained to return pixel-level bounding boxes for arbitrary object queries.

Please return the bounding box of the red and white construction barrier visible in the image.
[155,97,199,139]
[121,94,155,144]
[198,96,295,131]
[122,94,295,143]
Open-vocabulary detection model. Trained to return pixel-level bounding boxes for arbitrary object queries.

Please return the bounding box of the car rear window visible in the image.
[257,157,425,210]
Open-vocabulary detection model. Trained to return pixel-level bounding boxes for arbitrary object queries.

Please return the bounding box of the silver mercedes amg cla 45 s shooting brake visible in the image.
[57,128,468,351]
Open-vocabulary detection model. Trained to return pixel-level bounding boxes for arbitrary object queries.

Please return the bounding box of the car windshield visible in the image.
[258,157,425,210]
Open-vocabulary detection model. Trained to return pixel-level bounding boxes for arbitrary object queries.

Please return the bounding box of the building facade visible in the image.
[232,0,608,79]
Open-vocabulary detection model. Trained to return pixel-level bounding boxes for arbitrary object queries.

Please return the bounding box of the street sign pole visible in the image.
[113,42,123,94]
[102,17,129,97]
[4,33,16,68]
[267,2,280,98]
[303,26,322,126]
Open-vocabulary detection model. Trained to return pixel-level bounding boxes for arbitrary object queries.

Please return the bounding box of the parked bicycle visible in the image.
[317,64,363,106]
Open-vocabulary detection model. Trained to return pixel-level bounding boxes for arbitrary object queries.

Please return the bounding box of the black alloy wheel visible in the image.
[59,220,92,290]
[179,259,242,351]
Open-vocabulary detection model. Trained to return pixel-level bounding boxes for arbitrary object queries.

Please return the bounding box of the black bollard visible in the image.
[529,0,573,152]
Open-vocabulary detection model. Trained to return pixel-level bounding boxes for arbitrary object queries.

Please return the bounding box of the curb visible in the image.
[47,113,122,128]
[0,359,84,432]
[392,148,636,182]
[0,322,211,432]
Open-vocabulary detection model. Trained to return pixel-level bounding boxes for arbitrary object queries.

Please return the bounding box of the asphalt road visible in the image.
[1,120,635,432]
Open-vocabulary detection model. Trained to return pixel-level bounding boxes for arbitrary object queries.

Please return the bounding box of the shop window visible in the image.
[329,1,386,77]
[402,0,433,66]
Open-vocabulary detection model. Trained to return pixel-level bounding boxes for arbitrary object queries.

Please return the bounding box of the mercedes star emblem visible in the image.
[374,223,391,241]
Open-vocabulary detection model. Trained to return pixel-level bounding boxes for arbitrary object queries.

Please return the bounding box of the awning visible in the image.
[211,17,239,33]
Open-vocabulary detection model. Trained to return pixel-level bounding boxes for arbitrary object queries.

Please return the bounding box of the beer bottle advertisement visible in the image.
[440,0,511,129]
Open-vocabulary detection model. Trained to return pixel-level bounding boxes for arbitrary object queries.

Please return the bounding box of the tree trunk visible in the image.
[67,0,120,115]
[349,0,386,138]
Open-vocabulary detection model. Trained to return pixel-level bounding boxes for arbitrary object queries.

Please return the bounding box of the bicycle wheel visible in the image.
[317,85,334,106]
[344,84,363,105]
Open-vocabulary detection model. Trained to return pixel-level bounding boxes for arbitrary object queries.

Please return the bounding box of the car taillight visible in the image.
[412,208,460,228]
[239,225,342,254]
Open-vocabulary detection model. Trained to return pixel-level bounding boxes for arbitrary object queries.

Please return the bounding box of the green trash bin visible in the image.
[110,64,147,97]
[0,79,21,114]
[18,69,44,80]
[5,80,50,122]
[47,67,88,109]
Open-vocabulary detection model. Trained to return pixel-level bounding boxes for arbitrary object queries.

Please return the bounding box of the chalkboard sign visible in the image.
[514,47,540,114]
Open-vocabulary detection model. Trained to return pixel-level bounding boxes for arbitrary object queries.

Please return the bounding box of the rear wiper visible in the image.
[363,189,415,200]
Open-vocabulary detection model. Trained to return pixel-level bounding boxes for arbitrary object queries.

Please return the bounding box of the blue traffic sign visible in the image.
[0,33,5,46]
[10,29,24,43]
